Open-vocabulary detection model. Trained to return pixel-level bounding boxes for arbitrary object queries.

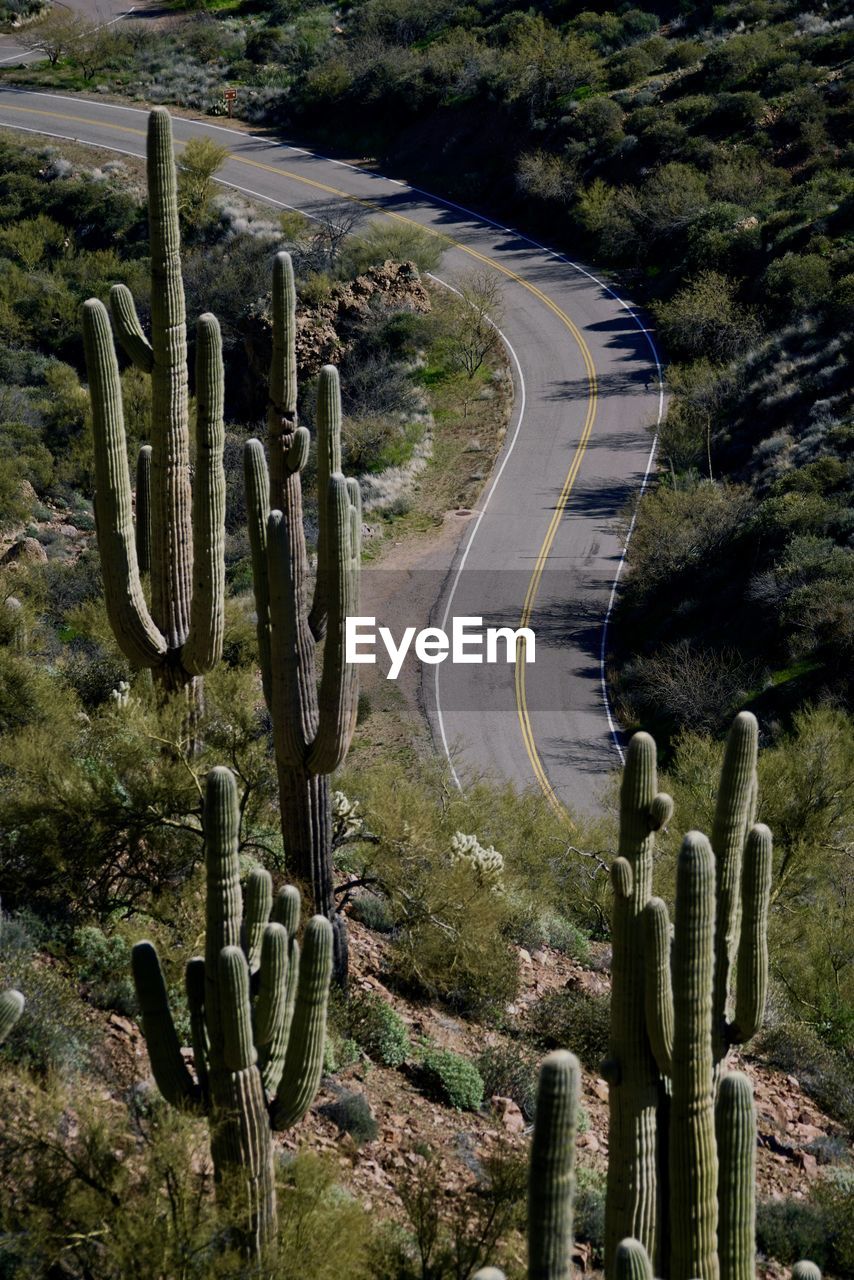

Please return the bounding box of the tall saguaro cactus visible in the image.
[131,766,332,1258]
[606,712,772,1278]
[528,1050,580,1280]
[603,732,674,1274]
[244,252,361,979]
[82,108,225,698]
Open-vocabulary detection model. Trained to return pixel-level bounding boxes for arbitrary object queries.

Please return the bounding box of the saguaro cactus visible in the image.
[131,766,332,1257]
[82,108,225,698]
[606,713,772,1277]
[528,1050,580,1280]
[244,252,361,979]
[603,732,674,1273]
[716,1072,756,1280]
[667,833,719,1280]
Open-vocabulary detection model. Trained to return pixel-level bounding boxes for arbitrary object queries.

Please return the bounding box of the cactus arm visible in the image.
[109,282,154,373]
[528,1049,580,1280]
[716,1072,755,1280]
[146,107,193,651]
[271,884,301,935]
[243,867,273,975]
[308,364,344,642]
[270,252,297,424]
[669,832,719,1280]
[642,898,674,1077]
[220,946,257,1072]
[0,989,24,1047]
[255,922,290,1095]
[308,471,361,775]
[472,1272,506,1280]
[136,445,152,575]
[244,438,273,708]
[183,313,226,677]
[711,712,758,1061]
[730,824,772,1045]
[185,956,210,1106]
[272,915,332,1130]
[615,1239,654,1280]
[82,299,166,668]
[214,945,277,1254]
[204,767,244,1067]
[267,510,318,765]
[132,941,202,1110]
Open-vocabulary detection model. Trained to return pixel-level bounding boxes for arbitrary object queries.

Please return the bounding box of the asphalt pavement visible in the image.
[0,87,663,816]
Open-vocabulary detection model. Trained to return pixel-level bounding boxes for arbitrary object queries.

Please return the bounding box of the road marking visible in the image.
[0,8,135,64]
[0,95,661,807]
[426,275,528,796]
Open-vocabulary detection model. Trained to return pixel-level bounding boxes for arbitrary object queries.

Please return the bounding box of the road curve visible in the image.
[0,87,662,815]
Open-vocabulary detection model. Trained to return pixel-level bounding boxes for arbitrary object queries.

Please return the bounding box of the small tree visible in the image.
[443,270,504,380]
[177,137,230,231]
[15,9,83,64]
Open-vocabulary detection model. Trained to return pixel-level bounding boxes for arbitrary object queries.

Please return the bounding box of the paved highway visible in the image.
[0,88,662,815]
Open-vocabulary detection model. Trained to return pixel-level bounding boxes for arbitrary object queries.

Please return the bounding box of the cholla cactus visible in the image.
[449,832,505,891]
[131,766,332,1258]
[110,680,131,708]
[331,790,363,843]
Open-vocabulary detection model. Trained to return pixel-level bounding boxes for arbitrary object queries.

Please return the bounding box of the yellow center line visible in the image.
[1,101,598,819]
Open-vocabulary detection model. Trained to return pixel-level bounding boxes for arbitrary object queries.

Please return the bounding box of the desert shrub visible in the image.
[530,987,610,1070]
[418,1046,484,1111]
[341,223,446,277]
[576,1169,607,1263]
[756,1197,829,1269]
[620,640,759,736]
[382,1145,526,1280]
[476,1042,539,1118]
[653,271,760,361]
[346,991,411,1067]
[503,894,590,961]
[318,1090,378,1146]
[758,1023,854,1135]
[71,924,136,1014]
[765,252,833,316]
[0,913,94,1076]
[621,480,754,600]
[349,891,395,932]
[0,1081,377,1280]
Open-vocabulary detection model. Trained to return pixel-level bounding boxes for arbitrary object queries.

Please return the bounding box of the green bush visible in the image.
[476,1042,539,1119]
[756,1197,829,1269]
[341,223,447,276]
[346,991,411,1068]
[530,987,611,1070]
[318,1090,379,1146]
[72,925,136,1014]
[0,914,94,1076]
[418,1046,484,1112]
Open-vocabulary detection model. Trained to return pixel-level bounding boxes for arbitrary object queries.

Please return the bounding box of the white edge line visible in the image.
[427,274,527,791]
[0,89,665,769]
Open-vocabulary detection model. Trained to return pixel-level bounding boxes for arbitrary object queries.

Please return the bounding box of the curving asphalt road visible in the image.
[0,87,662,816]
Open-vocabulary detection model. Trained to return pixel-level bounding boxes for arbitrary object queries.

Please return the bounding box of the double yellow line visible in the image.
[0,101,598,820]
